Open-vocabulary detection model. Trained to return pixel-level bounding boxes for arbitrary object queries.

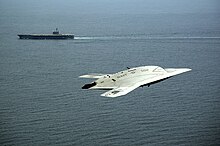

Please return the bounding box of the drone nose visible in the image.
[82,82,97,89]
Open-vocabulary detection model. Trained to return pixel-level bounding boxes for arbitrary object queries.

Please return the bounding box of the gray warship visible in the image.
[18,28,74,39]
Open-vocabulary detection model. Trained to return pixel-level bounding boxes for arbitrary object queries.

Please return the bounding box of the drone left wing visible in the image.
[101,84,140,97]
[79,73,111,79]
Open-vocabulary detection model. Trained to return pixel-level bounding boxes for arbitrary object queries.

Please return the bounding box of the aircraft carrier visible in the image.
[18,28,74,39]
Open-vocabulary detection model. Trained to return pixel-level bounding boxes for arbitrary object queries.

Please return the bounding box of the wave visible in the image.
[74,35,220,41]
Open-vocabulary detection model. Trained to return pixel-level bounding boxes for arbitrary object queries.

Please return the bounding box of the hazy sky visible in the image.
[0,0,219,15]
[69,0,220,14]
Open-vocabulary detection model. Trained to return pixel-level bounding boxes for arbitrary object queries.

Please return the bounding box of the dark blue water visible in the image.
[1,1,220,145]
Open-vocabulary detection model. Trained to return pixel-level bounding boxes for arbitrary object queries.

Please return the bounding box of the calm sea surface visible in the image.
[0,2,220,145]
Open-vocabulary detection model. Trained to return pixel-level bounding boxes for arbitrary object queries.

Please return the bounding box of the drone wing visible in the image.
[101,84,140,98]
[79,73,111,79]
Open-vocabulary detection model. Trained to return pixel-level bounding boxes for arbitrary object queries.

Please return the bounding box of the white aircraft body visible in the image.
[80,66,191,97]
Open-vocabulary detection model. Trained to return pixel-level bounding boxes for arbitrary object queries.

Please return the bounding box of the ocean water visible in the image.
[1,1,220,146]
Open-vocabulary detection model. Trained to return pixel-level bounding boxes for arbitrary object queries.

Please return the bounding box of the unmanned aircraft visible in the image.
[79,66,191,97]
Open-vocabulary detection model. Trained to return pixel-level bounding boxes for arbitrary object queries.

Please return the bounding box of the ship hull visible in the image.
[18,34,74,40]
